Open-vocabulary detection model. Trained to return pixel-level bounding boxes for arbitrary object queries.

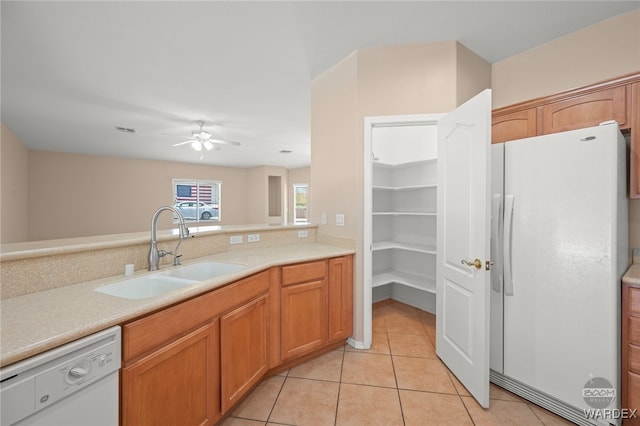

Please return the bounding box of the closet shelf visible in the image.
[373,184,437,191]
[372,241,436,254]
[373,211,437,216]
[373,158,437,169]
[373,270,436,294]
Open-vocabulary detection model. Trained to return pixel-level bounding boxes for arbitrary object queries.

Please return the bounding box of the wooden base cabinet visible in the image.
[280,257,354,360]
[220,293,269,412]
[328,256,353,341]
[122,322,220,426]
[623,281,640,425]
[281,261,328,360]
[120,256,353,425]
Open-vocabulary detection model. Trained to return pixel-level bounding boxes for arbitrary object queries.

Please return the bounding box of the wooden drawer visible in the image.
[281,260,326,286]
[630,344,640,373]
[629,371,640,411]
[630,287,640,314]
[123,270,270,362]
[630,317,640,346]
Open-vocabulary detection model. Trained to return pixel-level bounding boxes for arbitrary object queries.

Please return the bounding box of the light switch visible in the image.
[336,214,345,226]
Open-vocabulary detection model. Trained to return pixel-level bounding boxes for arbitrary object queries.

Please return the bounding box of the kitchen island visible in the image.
[0,227,354,426]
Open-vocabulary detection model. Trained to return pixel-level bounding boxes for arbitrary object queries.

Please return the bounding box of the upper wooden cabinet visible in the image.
[542,86,628,134]
[491,108,538,144]
[632,82,640,199]
[492,72,640,198]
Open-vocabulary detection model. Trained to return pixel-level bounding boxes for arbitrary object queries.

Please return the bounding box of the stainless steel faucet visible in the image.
[148,206,190,271]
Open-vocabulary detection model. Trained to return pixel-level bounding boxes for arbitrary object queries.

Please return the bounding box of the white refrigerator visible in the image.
[489,123,629,425]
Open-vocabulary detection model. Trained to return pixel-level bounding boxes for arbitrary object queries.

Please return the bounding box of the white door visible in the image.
[436,89,492,407]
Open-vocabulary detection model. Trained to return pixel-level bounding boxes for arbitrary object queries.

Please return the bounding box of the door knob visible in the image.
[461,258,483,269]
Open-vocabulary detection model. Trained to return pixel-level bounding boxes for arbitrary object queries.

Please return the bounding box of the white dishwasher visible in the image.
[0,326,121,426]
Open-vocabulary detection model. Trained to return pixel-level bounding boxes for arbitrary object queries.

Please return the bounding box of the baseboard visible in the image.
[490,370,618,426]
[346,337,367,350]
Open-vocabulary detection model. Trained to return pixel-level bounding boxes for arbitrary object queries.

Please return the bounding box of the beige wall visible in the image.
[310,51,359,238]
[492,9,640,251]
[311,41,491,343]
[492,10,640,108]
[27,151,248,241]
[1,124,29,243]
[287,167,310,223]
[245,165,288,224]
[1,127,306,243]
[457,43,494,106]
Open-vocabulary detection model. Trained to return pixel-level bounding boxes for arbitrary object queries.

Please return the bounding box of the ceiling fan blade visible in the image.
[209,139,241,146]
[159,133,193,140]
[172,140,194,147]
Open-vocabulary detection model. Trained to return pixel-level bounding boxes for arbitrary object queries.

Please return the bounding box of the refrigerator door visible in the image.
[502,124,624,411]
[489,143,504,374]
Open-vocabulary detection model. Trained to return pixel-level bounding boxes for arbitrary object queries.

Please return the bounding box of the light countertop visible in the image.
[624,262,640,286]
[0,223,317,261]
[0,242,354,367]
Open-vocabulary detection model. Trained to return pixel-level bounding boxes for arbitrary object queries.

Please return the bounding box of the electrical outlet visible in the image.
[229,235,243,244]
[321,213,327,225]
[336,214,345,226]
[248,234,260,243]
[298,230,308,238]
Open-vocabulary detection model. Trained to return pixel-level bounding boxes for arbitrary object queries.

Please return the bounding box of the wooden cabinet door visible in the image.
[542,86,628,134]
[631,82,640,199]
[281,280,328,359]
[491,108,537,144]
[121,322,220,426]
[220,293,269,413]
[328,256,353,342]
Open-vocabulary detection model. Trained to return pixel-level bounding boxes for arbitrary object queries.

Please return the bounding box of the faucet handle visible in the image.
[158,249,170,258]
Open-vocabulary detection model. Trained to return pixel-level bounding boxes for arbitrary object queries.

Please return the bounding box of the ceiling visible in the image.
[2,1,638,169]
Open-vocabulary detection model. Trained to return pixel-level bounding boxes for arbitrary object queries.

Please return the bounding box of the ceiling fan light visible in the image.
[191,140,202,151]
[203,141,213,151]
[200,131,212,140]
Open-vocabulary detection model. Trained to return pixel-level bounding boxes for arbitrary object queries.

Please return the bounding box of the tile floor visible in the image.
[219,300,575,425]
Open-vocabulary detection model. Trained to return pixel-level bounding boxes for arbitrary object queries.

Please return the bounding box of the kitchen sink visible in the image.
[94,261,247,299]
[94,275,197,300]
[160,261,246,281]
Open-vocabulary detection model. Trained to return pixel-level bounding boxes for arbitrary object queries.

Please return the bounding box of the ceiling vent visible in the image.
[114,126,136,133]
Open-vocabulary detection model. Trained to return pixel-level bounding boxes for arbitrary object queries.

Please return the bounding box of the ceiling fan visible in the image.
[172,121,241,152]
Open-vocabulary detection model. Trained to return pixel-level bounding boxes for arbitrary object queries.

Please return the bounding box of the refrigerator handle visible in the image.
[491,193,503,293]
[503,195,515,296]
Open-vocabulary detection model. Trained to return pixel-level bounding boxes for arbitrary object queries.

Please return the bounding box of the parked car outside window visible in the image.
[174,202,219,221]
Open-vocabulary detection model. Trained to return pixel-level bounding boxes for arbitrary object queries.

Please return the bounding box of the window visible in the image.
[172,179,221,223]
[293,184,309,223]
